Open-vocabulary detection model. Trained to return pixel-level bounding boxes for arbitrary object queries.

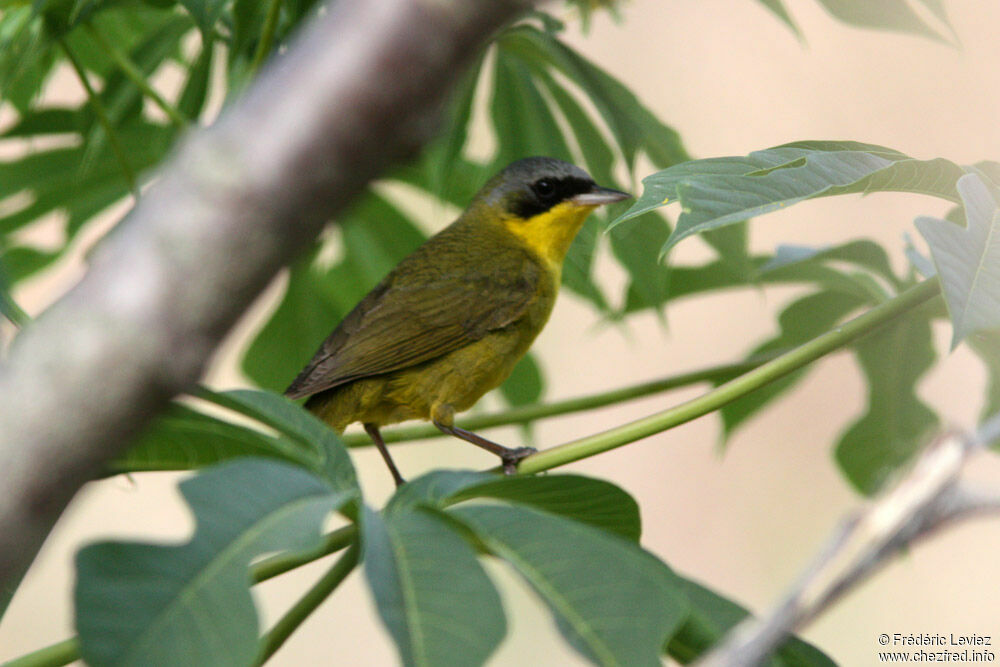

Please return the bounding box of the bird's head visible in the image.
[474,157,631,268]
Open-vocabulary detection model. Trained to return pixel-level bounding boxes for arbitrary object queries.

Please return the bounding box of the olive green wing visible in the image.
[284,255,542,399]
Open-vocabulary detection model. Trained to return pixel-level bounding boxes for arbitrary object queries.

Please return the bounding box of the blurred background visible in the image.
[3,0,1000,664]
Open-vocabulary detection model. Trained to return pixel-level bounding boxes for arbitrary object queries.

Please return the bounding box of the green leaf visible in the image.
[835,302,939,494]
[198,388,359,490]
[176,37,213,120]
[362,506,506,667]
[1,106,86,137]
[761,239,897,285]
[0,8,57,111]
[417,53,484,204]
[535,67,616,186]
[0,120,174,240]
[497,25,689,169]
[241,257,344,392]
[608,212,671,313]
[451,504,687,666]
[111,403,316,474]
[667,576,835,665]
[242,194,427,391]
[756,0,802,39]
[969,330,1000,423]
[499,352,544,407]
[0,244,60,284]
[615,141,966,253]
[450,476,642,542]
[0,268,28,327]
[814,0,947,42]
[701,222,753,271]
[76,14,189,173]
[76,459,354,667]
[562,214,612,312]
[387,470,642,542]
[916,173,1000,347]
[904,231,937,278]
[178,0,226,35]
[719,289,868,438]
[619,242,899,315]
[490,52,572,166]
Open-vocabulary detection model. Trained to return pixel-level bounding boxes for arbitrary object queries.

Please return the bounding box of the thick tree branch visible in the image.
[0,0,534,590]
[698,428,1000,667]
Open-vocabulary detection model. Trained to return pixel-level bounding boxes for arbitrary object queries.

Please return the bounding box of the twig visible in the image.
[697,428,1000,667]
[345,351,786,447]
[518,279,941,474]
[0,0,536,593]
[255,543,360,664]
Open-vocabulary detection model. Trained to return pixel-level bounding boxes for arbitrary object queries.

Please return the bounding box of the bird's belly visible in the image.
[309,324,537,430]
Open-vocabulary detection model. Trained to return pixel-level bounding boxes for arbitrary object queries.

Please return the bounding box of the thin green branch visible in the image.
[252,524,356,582]
[518,278,942,474]
[1,638,79,667]
[84,23,188,128]
[57,37,138,196]
[9,525,358,667]
[249,0,284,76]
[342,350,787,447]
[0,291,31,328]
[256,543,360,665]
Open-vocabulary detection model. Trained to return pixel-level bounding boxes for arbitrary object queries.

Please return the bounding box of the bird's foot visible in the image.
[500,446,537,475]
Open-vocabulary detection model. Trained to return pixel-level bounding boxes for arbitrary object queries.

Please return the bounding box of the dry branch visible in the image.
[698,429,1000,667]
[0,0,534,590]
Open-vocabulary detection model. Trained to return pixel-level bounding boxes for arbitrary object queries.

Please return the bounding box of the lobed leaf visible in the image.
[362,506,506,667]
[814,0,949,42]
[198,388,358,490]
[916,173,1000,347]
[386,469,642,542]
[969,331,1000,424]
[76,460,354,667]
[667,576,835,665]
[178,0,226,36]
[451,504,687,667]
[614,141,966,254]
[497,25,689,169]
[835,301,939,494]
[718,289,869,440]
[242,193,426,391]
[112,403,315,474]
[755,0,802,38]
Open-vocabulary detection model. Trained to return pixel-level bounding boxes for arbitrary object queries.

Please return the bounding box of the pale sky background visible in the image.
[3,1,1000,665]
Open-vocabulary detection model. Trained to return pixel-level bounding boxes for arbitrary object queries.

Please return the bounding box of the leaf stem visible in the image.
[249,0,284,76]
[252,524,357,582]
[518,278,942,474]
[256,543,360,664]
[84,23,188,128]
[343,350,787,447]
[57,36,138,197]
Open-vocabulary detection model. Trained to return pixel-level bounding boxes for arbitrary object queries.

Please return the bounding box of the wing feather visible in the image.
[285,242,541,399]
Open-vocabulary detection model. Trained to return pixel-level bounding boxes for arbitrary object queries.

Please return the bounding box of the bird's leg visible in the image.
[433,421,537,475]
[364,423,406,487]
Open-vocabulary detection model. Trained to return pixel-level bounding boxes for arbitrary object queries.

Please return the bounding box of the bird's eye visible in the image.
[533,179,557,200]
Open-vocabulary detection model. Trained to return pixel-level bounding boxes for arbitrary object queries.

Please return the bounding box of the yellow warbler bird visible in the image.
[285,157,629,485]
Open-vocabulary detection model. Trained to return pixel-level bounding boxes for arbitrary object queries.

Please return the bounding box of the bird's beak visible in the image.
[571,186,632,207]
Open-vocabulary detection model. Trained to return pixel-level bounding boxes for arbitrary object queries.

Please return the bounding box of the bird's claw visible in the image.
[501,446,538,475]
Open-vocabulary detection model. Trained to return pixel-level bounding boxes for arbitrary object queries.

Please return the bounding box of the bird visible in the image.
[285,157,630,486]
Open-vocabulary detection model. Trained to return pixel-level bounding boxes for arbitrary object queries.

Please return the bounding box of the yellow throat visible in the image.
[502,201,596,278]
